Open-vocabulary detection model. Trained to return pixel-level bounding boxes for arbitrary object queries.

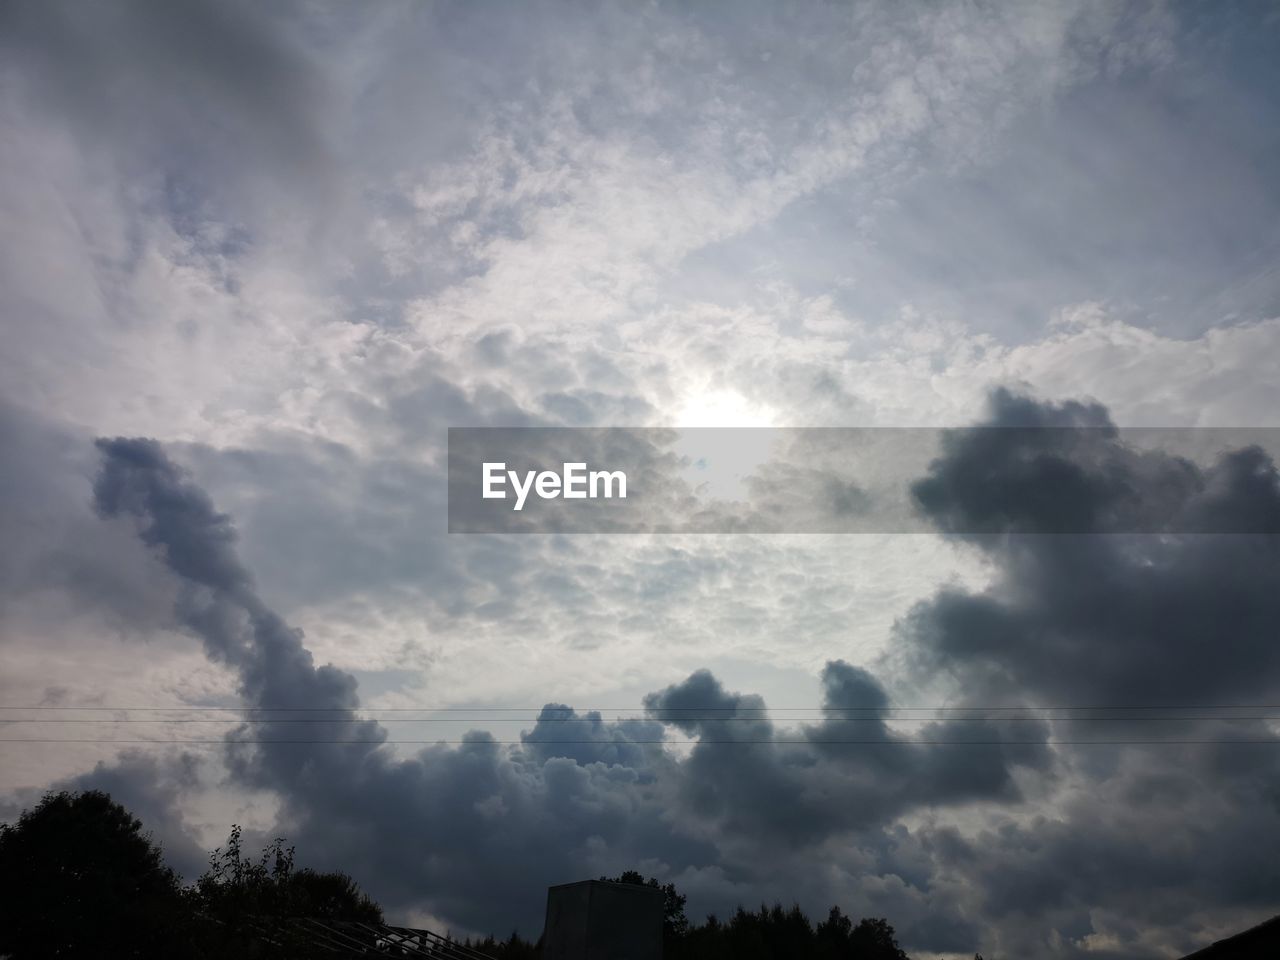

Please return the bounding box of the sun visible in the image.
[675,389,775,428]
[672,389,778,501]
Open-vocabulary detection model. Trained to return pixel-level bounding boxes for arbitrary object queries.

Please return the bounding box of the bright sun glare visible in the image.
[675,389,775,428]
[673,389,778,500]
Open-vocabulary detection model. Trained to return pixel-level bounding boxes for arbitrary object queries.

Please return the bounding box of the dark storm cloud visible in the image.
[911,387,1280,535]
[94,438,366,723]
[93,436,382,799]
[643,665,1046,846]
[901,388,1280,704]
[891,388,1280,956]
[520,704,666,770]
[85,394,1280,953]
[89,435,1036,943]
[921,772,1280,960]
[90,437,713,931]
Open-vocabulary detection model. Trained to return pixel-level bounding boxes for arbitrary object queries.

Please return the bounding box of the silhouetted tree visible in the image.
[285,866,384,921]
[665,897,914,960]
[817,904,854,957]
[187,824,383,956]
[468,930,541,959]
[0,792,387,960]
[849,916,910,960]
[0,789,187,959]
[190,824,381,923]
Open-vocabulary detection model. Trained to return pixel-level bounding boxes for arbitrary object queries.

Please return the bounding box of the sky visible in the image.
[2,1,1280,957]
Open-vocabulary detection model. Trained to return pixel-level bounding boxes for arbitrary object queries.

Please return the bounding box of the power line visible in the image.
[1,738,1277,745]
[5,704,1280,712]
[1,716,1278,723]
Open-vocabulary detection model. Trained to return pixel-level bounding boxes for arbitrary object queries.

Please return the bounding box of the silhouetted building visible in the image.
[1179,915,1280,958]
[543,879,664,960]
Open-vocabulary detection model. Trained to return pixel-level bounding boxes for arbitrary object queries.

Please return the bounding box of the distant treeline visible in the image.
[464,871,916,960]
[0,790,927,960]
[467,900,912,960]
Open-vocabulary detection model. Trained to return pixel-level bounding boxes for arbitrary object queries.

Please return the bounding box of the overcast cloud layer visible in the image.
[3,3,1280,958]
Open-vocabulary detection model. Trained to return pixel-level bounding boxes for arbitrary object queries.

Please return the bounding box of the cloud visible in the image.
[645,664,1047,846]
[88,435,710,932]
[901,388,1280,704]
[89,434,1043,945]
[4,2,1280,956]
[911,388,1280,534]
[0,378,1256,959]
[887,389,1280,956]
[0,0,335,214]
[62,751,210,882]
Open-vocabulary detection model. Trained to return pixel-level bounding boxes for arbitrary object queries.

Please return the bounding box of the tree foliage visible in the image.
[465,930,543,960]
[674,902,908,960]
[191,823,382,923]
[600,871,911,960]
[0,791,381,960]
[0,790,187,959]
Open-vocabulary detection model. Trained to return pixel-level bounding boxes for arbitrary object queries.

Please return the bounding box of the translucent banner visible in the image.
[447,427,1280,534]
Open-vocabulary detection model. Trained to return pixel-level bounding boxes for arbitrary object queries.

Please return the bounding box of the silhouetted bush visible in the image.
[190,823,382,923]
[186,823,383,957]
